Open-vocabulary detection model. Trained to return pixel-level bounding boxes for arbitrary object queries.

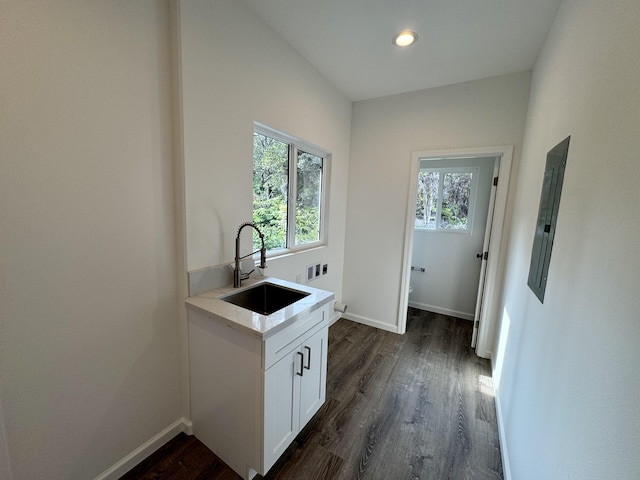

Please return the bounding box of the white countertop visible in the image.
[185,276,335,339]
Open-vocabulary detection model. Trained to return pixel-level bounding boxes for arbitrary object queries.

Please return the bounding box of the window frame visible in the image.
[414,166,479,234]
[253,122,330,256]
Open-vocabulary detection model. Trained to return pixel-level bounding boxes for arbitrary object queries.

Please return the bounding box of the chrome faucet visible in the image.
[234,222,267,287]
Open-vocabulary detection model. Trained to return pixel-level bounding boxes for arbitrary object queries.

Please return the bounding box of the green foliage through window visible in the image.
[415,168,475,231]
[253,127,327,253]
[296,150,322,245]
[253,133,288,250]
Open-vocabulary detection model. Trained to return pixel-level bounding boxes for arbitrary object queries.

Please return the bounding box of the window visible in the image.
[415,167,478,232]
[253,124,328,254]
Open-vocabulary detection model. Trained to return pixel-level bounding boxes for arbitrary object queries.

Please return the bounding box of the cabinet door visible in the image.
[263,349,300,472]
[298,327,328,427]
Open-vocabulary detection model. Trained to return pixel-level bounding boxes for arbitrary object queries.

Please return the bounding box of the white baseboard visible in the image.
[492,384,512,480]
[94,417,193,480]
[341,311,399,333]
[407,301,474,321]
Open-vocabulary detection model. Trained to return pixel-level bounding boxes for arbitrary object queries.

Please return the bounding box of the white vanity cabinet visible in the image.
[263,319,327,469]
[187,299,330,480]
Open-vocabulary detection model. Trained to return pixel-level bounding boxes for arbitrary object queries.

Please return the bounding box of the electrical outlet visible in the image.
[315,263,321,277]
[322,264,328,275]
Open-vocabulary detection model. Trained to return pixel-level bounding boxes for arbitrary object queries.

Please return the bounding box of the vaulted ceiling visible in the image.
[243,0,562,101]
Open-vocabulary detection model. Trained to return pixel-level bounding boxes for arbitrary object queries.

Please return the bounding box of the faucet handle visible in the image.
[241,269,255,281]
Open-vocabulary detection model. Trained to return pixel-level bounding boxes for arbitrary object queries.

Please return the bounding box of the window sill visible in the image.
[254,243,327,263]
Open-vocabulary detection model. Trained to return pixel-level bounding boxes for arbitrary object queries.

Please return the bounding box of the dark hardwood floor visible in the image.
[120,309,503,480]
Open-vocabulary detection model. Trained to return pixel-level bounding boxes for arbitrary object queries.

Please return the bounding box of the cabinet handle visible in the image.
[296,352,304,377]
[304,346,311,370]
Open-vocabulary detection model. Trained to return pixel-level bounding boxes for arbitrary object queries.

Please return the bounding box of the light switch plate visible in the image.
[306,265,315,282]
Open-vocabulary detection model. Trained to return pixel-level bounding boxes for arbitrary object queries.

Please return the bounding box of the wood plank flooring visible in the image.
[120,309,503,480]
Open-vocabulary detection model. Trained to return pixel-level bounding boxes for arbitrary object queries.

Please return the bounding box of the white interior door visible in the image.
[471,159,500,347]
[408,157,495,320]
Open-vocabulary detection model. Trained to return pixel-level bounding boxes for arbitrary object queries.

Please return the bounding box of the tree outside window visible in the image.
[253,127,327,253]
[415,168,475,231]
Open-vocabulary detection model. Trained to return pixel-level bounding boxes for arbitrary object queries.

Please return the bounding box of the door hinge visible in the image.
[483,251,488,261]
[493,176,499,186]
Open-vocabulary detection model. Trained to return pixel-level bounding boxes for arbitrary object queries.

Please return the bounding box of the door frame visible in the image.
[398,145,513,359]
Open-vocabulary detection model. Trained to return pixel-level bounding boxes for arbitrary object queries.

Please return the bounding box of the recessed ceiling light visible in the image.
[392,31,418,47]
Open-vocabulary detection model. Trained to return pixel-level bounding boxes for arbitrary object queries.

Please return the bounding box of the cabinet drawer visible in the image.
[263,304,329,370]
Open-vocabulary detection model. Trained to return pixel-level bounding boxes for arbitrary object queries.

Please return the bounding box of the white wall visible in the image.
[344,72,531,333]
[177,0,352,299]
[493,1,640,478]
[0,1,182,479]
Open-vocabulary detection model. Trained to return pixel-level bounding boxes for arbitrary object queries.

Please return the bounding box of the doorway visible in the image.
[409,156,496,319]
[398,146,513,359]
